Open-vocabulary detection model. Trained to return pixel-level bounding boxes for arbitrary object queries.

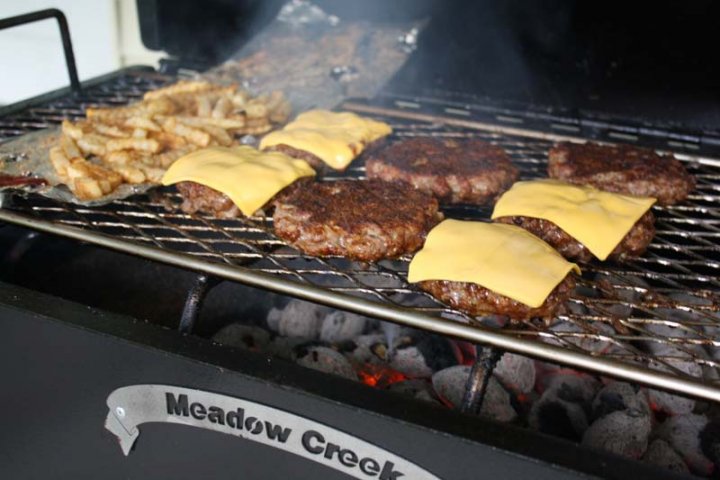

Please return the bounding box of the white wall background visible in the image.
[0,0,163,105]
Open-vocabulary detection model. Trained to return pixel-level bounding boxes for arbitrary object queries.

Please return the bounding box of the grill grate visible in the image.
[2,69,720,400]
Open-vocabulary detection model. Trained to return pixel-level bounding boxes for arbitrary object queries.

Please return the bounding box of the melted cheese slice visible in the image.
[409,219,579,308]
[492,179,656,260]
[161,146,315,216]
[259,110,392,170]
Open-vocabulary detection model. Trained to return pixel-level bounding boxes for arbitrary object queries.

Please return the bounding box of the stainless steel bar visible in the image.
[2,207,719,403]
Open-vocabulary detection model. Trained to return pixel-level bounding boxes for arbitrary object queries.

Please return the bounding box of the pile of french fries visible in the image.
[49,80,291,200]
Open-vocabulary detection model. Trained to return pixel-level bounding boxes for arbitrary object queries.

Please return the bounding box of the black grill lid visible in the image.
[137,0,720,130]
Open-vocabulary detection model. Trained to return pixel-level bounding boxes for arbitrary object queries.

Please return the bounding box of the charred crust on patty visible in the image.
[494,211,655,262]
[365,137,519,205]
[548,142,695,205]
[418,274,576,321]
[272,179,443,261]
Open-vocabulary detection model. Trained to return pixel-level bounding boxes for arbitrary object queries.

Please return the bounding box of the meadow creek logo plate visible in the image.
[105,385,441,480]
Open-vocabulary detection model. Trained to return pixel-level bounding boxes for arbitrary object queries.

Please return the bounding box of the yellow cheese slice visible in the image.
[161,146,315,216]
[259,110,392,170]
[491,179,656,261]
[408,219,579,308]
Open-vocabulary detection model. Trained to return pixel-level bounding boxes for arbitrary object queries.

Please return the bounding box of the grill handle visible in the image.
[0,8,81,94]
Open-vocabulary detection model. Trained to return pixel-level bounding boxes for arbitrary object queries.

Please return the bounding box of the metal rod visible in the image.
[0,9,81,94]
[178,274,220,334]
[1,209,719,403]
[461,346,503,415]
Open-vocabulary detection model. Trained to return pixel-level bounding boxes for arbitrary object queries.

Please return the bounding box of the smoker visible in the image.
[1,1,719,478]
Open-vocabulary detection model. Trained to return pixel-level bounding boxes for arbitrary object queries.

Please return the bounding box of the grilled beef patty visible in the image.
[176,181,241,218]
[548,142,694,205]
[495,211,656,262]
[175,179,309,218]
[365,137,519,205]
[273,180,443,261]
[418,275,576,321]
[264,144,329,170]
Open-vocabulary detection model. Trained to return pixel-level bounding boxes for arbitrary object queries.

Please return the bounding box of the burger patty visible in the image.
[264,144,329,170]
[175,180,309,218]
[273,180,443,261]
[418,275,576,321]
[365,137,519,204]
[548,142,695,205]
[494,211,656,262]
[176,181,240,218]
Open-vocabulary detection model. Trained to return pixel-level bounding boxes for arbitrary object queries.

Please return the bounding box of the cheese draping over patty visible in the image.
[259,110,392,170]
[492,179,656,260]
[161,146,315,216]
[408,219,580,308]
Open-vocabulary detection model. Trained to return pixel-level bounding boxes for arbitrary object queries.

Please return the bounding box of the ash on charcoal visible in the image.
[431,365,517,423]
[493,353,536,395]
[212,324,271,351]
[530,373,600,441]
[266,299,331,339]
[538,372,601,403]
[642,439,690,474]
[319,310,369,343]
[268,336,309,361]
[387,379,440,405]
[645,344,701,415]
[296,346,357,381]
[591,382,650,420]
[341,334,388,366]
[582,409,651,459]
[656,414,714,476]
[390,333,459,379]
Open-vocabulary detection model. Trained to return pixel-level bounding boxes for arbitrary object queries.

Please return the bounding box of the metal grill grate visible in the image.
[2,69,720,401]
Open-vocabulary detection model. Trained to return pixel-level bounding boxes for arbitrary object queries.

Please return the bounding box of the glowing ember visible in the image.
[356,364,407,388]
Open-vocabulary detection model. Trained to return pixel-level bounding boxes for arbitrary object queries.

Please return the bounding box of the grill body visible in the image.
[0,280,670,479]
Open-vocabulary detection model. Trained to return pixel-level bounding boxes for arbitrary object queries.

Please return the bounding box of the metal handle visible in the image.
[0,8,81,94]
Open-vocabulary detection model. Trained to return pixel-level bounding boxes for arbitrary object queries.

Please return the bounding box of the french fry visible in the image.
[211,96,232,118]
[132,128,148,139]
[143,80,216,100]
[93,122,129,138]
[49,146,71,178]
[60,135,82,159]
[245,102,268,119]
[198,123,233,147]
[169,115,246,129]
[156,146,193,168]
[162,118,210,147]
[62,119,86,140]
[137,164,165,183]
[76,133,110,157]
[196,95,213,117]
[72,177,104,200]
[124,116,161,132]
[106,138,161,153]
[109,164,146,184]
[231,92,249,108]
[49,80,289,200]
[150,130,188,150]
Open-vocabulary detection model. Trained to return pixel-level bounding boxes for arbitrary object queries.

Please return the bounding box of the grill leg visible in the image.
[178,274,221,334]
[460,346,504,415]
